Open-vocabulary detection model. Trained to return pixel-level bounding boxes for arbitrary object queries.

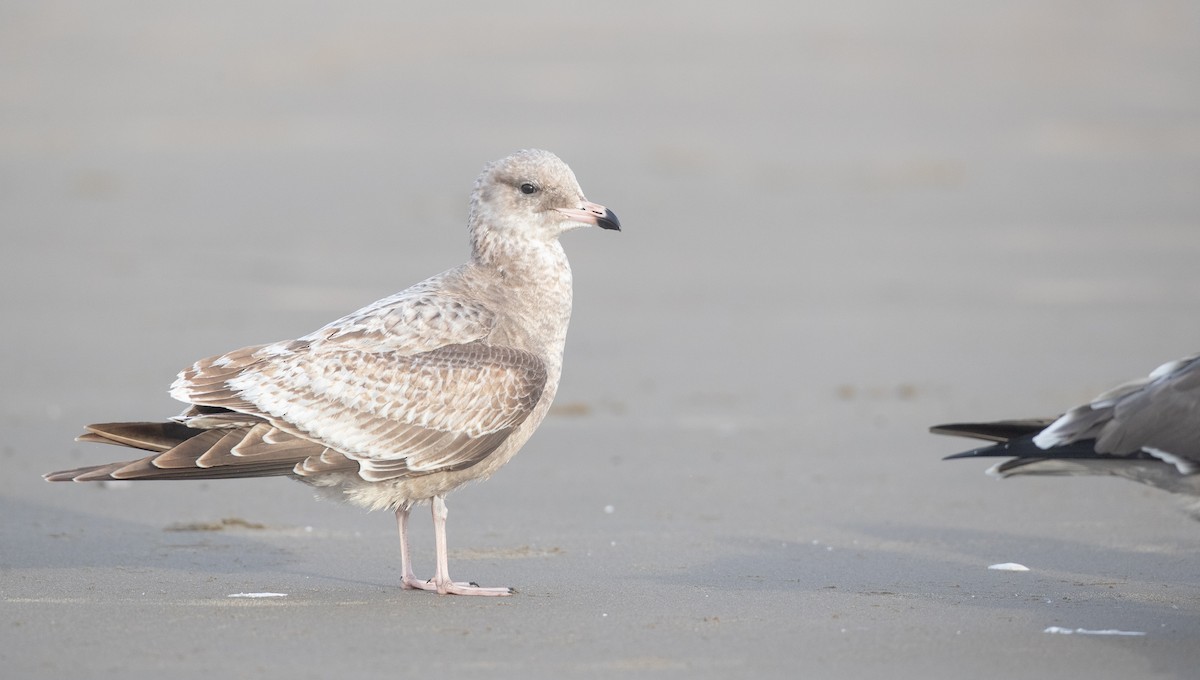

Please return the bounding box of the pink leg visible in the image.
[396,506,430,591]
[395,498,512,596]
[429,494,512,596]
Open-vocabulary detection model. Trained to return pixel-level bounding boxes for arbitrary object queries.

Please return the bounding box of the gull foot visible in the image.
[402,575,513,596]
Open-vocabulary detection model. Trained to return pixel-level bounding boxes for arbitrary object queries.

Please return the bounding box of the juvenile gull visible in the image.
[45,149,621,595]
[933,353,1200,518]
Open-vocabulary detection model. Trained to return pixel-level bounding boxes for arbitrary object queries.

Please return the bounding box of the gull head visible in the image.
[468,150,620,254]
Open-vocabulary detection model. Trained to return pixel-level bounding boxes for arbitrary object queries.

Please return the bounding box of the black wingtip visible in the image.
[930,419,1056,443]
[941,441,1017,461]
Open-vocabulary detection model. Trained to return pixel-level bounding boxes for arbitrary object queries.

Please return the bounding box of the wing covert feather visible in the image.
[176,342,547,479]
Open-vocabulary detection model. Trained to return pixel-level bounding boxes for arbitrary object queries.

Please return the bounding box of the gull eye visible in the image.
[519,182,539,195]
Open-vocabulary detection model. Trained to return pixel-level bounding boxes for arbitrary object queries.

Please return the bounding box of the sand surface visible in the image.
[2,2,1199,678]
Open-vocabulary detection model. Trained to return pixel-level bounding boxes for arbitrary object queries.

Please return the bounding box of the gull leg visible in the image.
[396,505,436,591]
[430,494,513,596]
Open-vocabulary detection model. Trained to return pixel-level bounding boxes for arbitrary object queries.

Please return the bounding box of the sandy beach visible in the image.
[2,2,1199,678]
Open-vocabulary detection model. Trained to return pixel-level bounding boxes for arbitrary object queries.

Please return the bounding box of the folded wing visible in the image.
[50,341,547,483]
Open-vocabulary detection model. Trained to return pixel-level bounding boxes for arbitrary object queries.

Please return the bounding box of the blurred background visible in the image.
[2,1,1197,426]
[2,1,1198,677]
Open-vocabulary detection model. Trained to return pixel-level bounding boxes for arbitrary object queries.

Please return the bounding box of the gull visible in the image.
[45,149,621,595]
[933,353,1200,517]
